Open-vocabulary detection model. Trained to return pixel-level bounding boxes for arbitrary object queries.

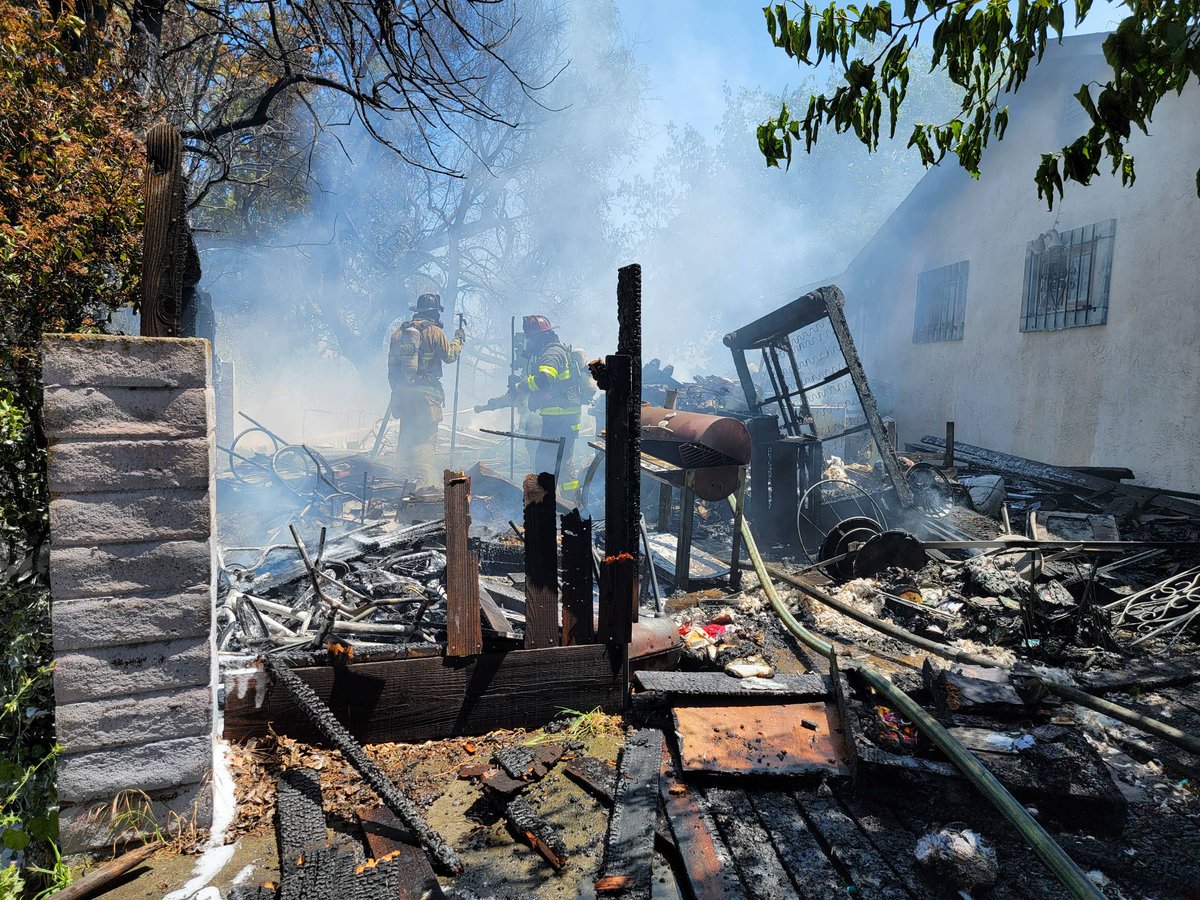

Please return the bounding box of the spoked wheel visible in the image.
[905,462,957,518]
[796,477,889,564]
[228,425,282,484]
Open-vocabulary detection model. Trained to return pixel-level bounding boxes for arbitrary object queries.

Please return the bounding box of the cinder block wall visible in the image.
[42,334,216,852]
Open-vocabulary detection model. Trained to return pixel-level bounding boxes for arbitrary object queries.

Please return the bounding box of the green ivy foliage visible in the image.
[756,0,1200,207]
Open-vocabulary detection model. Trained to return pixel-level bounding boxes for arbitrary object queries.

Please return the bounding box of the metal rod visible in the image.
[510,315,517,480]
[450,311,465,468]
[368,403,392,461]
[639,514,663,614]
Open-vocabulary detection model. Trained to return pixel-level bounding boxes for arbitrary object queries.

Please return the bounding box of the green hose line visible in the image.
[856,665,1104,900]
[730,505,1104,900]
[761,558,1200,758]
[1045,681,1200,756]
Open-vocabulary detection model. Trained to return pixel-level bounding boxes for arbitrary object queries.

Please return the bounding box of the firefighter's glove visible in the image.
[508,374,524,393]
[454,328,466,343]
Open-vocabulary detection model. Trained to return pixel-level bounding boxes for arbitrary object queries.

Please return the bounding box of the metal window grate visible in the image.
[912,260,969,343]
[1021,219,1115,332]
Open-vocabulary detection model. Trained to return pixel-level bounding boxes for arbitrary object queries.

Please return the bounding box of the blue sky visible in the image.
[615,0,1127,138]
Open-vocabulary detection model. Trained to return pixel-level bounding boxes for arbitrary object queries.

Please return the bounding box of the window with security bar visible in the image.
[912,260,969,343]
[1020,219,1115,332]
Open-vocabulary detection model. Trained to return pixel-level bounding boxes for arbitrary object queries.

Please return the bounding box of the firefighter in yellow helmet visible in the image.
[511,315,592,497]
[387,293,464,484]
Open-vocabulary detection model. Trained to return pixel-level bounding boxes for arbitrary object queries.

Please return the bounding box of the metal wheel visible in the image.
[797,478,889,563]
[904,463,957,518]
[228,425,282,484]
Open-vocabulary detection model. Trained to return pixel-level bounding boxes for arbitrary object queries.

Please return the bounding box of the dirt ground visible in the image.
[94,713,683,899]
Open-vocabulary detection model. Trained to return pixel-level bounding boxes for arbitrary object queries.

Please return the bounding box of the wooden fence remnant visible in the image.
[523,472,559,650]
[444,469,482,657]
[560,508,595,645]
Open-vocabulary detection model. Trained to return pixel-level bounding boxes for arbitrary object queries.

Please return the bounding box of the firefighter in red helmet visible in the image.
[479,314,593,496]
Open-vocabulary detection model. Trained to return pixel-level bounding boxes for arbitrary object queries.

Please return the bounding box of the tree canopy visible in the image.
[755,0,1200,206]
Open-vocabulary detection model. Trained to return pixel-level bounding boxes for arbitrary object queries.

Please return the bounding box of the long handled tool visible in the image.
[449,311,466,468]
[368,403,392,461]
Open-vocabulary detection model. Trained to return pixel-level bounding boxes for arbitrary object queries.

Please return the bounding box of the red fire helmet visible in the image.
[522,314,555,334]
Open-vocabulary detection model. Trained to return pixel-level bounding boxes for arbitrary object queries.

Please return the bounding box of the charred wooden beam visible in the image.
[444,470,482,657]
[494,743,567,782]
[560,508,595,645]
[523,472,559,650]
[597,553,636,646]
[52,842,161,900]
[261,656,463,874]
[595,728,663,898]
[606,262,643,571]
[565,757,676,852]
[356,806,446,900]
[501,796,569,871]
[275,768,327,864]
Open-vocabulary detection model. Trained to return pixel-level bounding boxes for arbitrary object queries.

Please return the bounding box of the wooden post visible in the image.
[523,472,559,650]
[600,353,639,638]
[142,123,200,337]
[560,508,595,646]
[945,421,956,469]
[444,470,482,657]
[597,554,636,645]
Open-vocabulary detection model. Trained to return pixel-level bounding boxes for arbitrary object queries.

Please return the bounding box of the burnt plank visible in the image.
[635,670,830,700]
[260,657,462,874]
[478,588,515,638]
[1078,654,1200,693]
[746,791,843,900]
[444,470,482,657]
[561,508,596,645]
[275,768,327,863]
[356,806,445,900]
[829,784,929,898]
[501,796,569,871]
[523,472,559,650]
[660,749,748,900]
[565,756,676,852]
[703,787,795,900]
[224,644,624,745]
[793,787,911,899]
[595,728,663,898]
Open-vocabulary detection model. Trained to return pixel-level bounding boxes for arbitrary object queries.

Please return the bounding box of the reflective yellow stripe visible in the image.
[526,375,538,391]
[560,480,580,491]
[537,364,559,379]
[540,407,580,416]
[571,423,582,431]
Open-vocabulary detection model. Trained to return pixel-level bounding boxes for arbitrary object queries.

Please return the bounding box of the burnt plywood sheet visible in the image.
[672,702,849,777]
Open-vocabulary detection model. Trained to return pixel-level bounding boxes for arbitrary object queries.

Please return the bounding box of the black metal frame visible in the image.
[724,285,911,507]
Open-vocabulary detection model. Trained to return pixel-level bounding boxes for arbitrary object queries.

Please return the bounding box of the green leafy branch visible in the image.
[757,0,1200,207]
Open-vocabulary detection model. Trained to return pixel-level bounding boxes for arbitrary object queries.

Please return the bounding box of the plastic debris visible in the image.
[723,656,773,679]
[914,828,998,890]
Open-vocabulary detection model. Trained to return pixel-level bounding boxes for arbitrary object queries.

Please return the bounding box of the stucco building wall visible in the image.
[840,36,1200,491]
